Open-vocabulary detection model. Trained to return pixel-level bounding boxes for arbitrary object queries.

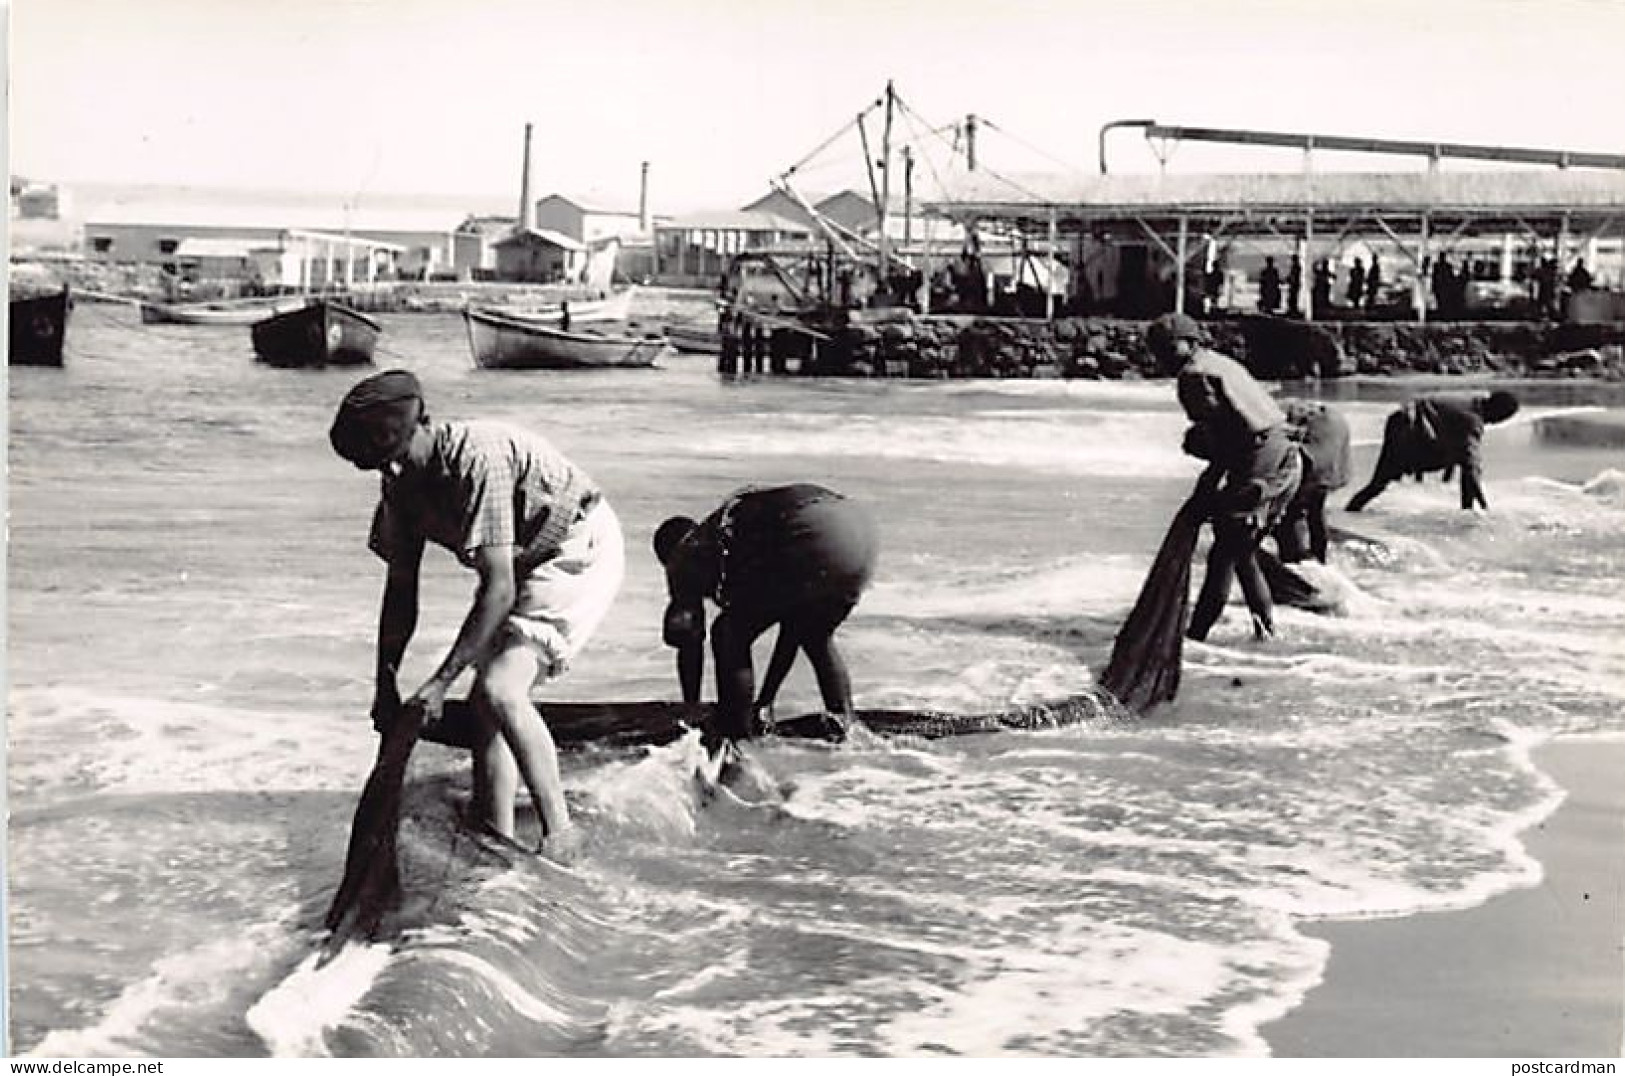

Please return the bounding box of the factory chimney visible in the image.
[518,123,535,232]
[638,161,651,234]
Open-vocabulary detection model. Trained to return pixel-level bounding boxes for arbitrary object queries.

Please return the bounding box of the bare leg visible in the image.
[802,632,854,716]
[470,707,520,838]
[755,624,800,720]
[1348,415,1412,512]
[472,642,570,847]
[1275,507,1310,564]
[1347,472,1396,512]
[709,611,761,748]
[1304,488,1330,563]
[1233,547,1276,639]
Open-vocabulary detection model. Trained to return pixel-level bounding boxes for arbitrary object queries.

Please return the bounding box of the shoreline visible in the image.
[1263,736,1625,1057]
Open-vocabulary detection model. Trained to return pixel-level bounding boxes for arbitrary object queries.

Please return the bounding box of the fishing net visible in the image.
[1097,490,1209,714]
[326,668,1131,944]
[324,702,427,944]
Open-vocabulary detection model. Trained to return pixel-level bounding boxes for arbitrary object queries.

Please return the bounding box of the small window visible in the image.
[91,236,114,253]
[157,238,180,255]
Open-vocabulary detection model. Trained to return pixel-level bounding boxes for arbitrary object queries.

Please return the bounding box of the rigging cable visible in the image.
[778,96,883,183]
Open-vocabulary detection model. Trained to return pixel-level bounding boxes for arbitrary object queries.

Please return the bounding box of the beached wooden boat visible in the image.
[419,696,1105,751]
[663,321,723,354]
[141,294,310,326]
[463,307,666,370]
[251,300,381,368]
[9,287,70,367]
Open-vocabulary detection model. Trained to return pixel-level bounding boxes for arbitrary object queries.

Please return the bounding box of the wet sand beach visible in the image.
[1265,737,1625,1058]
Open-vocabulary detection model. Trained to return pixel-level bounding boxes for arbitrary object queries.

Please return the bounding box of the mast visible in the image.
[877,80,894,294]
[902,145,913,249]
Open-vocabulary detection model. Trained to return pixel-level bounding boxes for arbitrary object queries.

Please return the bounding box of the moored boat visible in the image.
[9,287,70,367]
[463,307,666,370]
[663,321,723,354]
[141,294,310,326]
[251,300,381,368]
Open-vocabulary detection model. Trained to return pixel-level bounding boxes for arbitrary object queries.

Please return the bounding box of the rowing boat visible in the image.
[141,294,310,326]
[251,300,381,368]
[463,307,666,370]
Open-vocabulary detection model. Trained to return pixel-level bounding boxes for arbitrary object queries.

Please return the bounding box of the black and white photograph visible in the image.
[7,0,1624,1060]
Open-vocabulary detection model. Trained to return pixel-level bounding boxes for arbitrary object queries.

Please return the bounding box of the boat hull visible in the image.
[419,696,1103,750]
[664,322,722,354]
[9,288,70,367]
[463,308,665,370]
[141,295,310,326]
[251,300,381,368]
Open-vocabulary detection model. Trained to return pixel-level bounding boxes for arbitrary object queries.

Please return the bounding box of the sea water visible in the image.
[8,297,1623,1057]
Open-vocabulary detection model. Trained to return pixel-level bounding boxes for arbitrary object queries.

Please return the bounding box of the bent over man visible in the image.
[1147,313,1301,642]
[1276,401,1352,564]
[330,370,624,857]
[654,483,879,757]
[1346,391,1520,512]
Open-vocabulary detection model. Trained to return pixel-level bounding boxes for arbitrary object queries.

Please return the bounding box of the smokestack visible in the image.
[638,161,650,234]
[518,123,534,232]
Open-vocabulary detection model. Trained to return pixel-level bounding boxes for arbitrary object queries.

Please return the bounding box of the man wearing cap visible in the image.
[1146,312,1301,642]
[1346,390,1520,512]
[329,369,624,857]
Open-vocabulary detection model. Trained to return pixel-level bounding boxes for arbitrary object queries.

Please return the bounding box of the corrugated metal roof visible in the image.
[83,200,467,234]
[536,192,642,216]
[661,209,814,232]
[175,237,273,258]
[493,227,586,251]
[927,169,1625,215]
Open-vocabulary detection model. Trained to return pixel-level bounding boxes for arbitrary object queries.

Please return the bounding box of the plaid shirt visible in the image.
[368,420,596,568]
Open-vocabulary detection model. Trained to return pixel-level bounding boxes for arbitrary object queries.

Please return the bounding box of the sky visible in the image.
[8,0,1625,217]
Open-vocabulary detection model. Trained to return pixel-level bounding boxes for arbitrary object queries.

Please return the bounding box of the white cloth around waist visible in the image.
[495,499,625,681]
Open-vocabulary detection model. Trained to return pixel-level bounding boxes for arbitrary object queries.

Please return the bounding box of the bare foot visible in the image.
[719,751,784,804]
[539,824,584,865]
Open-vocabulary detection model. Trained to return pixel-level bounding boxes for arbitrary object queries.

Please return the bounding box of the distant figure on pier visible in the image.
[558,300,572,333]
[1364,256,1382,310]
[1346,259,1367,311]
[1430,254,1456,319]
[1258,256,1282,314]
[1346,391,1521,513]
[1285,255,1304,317]
[1535,257,1560,318]
[1275,401,1352,564]
[1567,258,1594,295]
[1147,312,1301,642]
[654,484,880,761]
[1311,260,1334,315]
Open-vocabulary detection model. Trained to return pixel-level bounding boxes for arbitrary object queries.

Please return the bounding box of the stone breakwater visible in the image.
[792,314,1625,381]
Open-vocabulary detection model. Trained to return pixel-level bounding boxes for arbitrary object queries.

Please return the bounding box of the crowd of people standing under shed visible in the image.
[1251,248,1597,321]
